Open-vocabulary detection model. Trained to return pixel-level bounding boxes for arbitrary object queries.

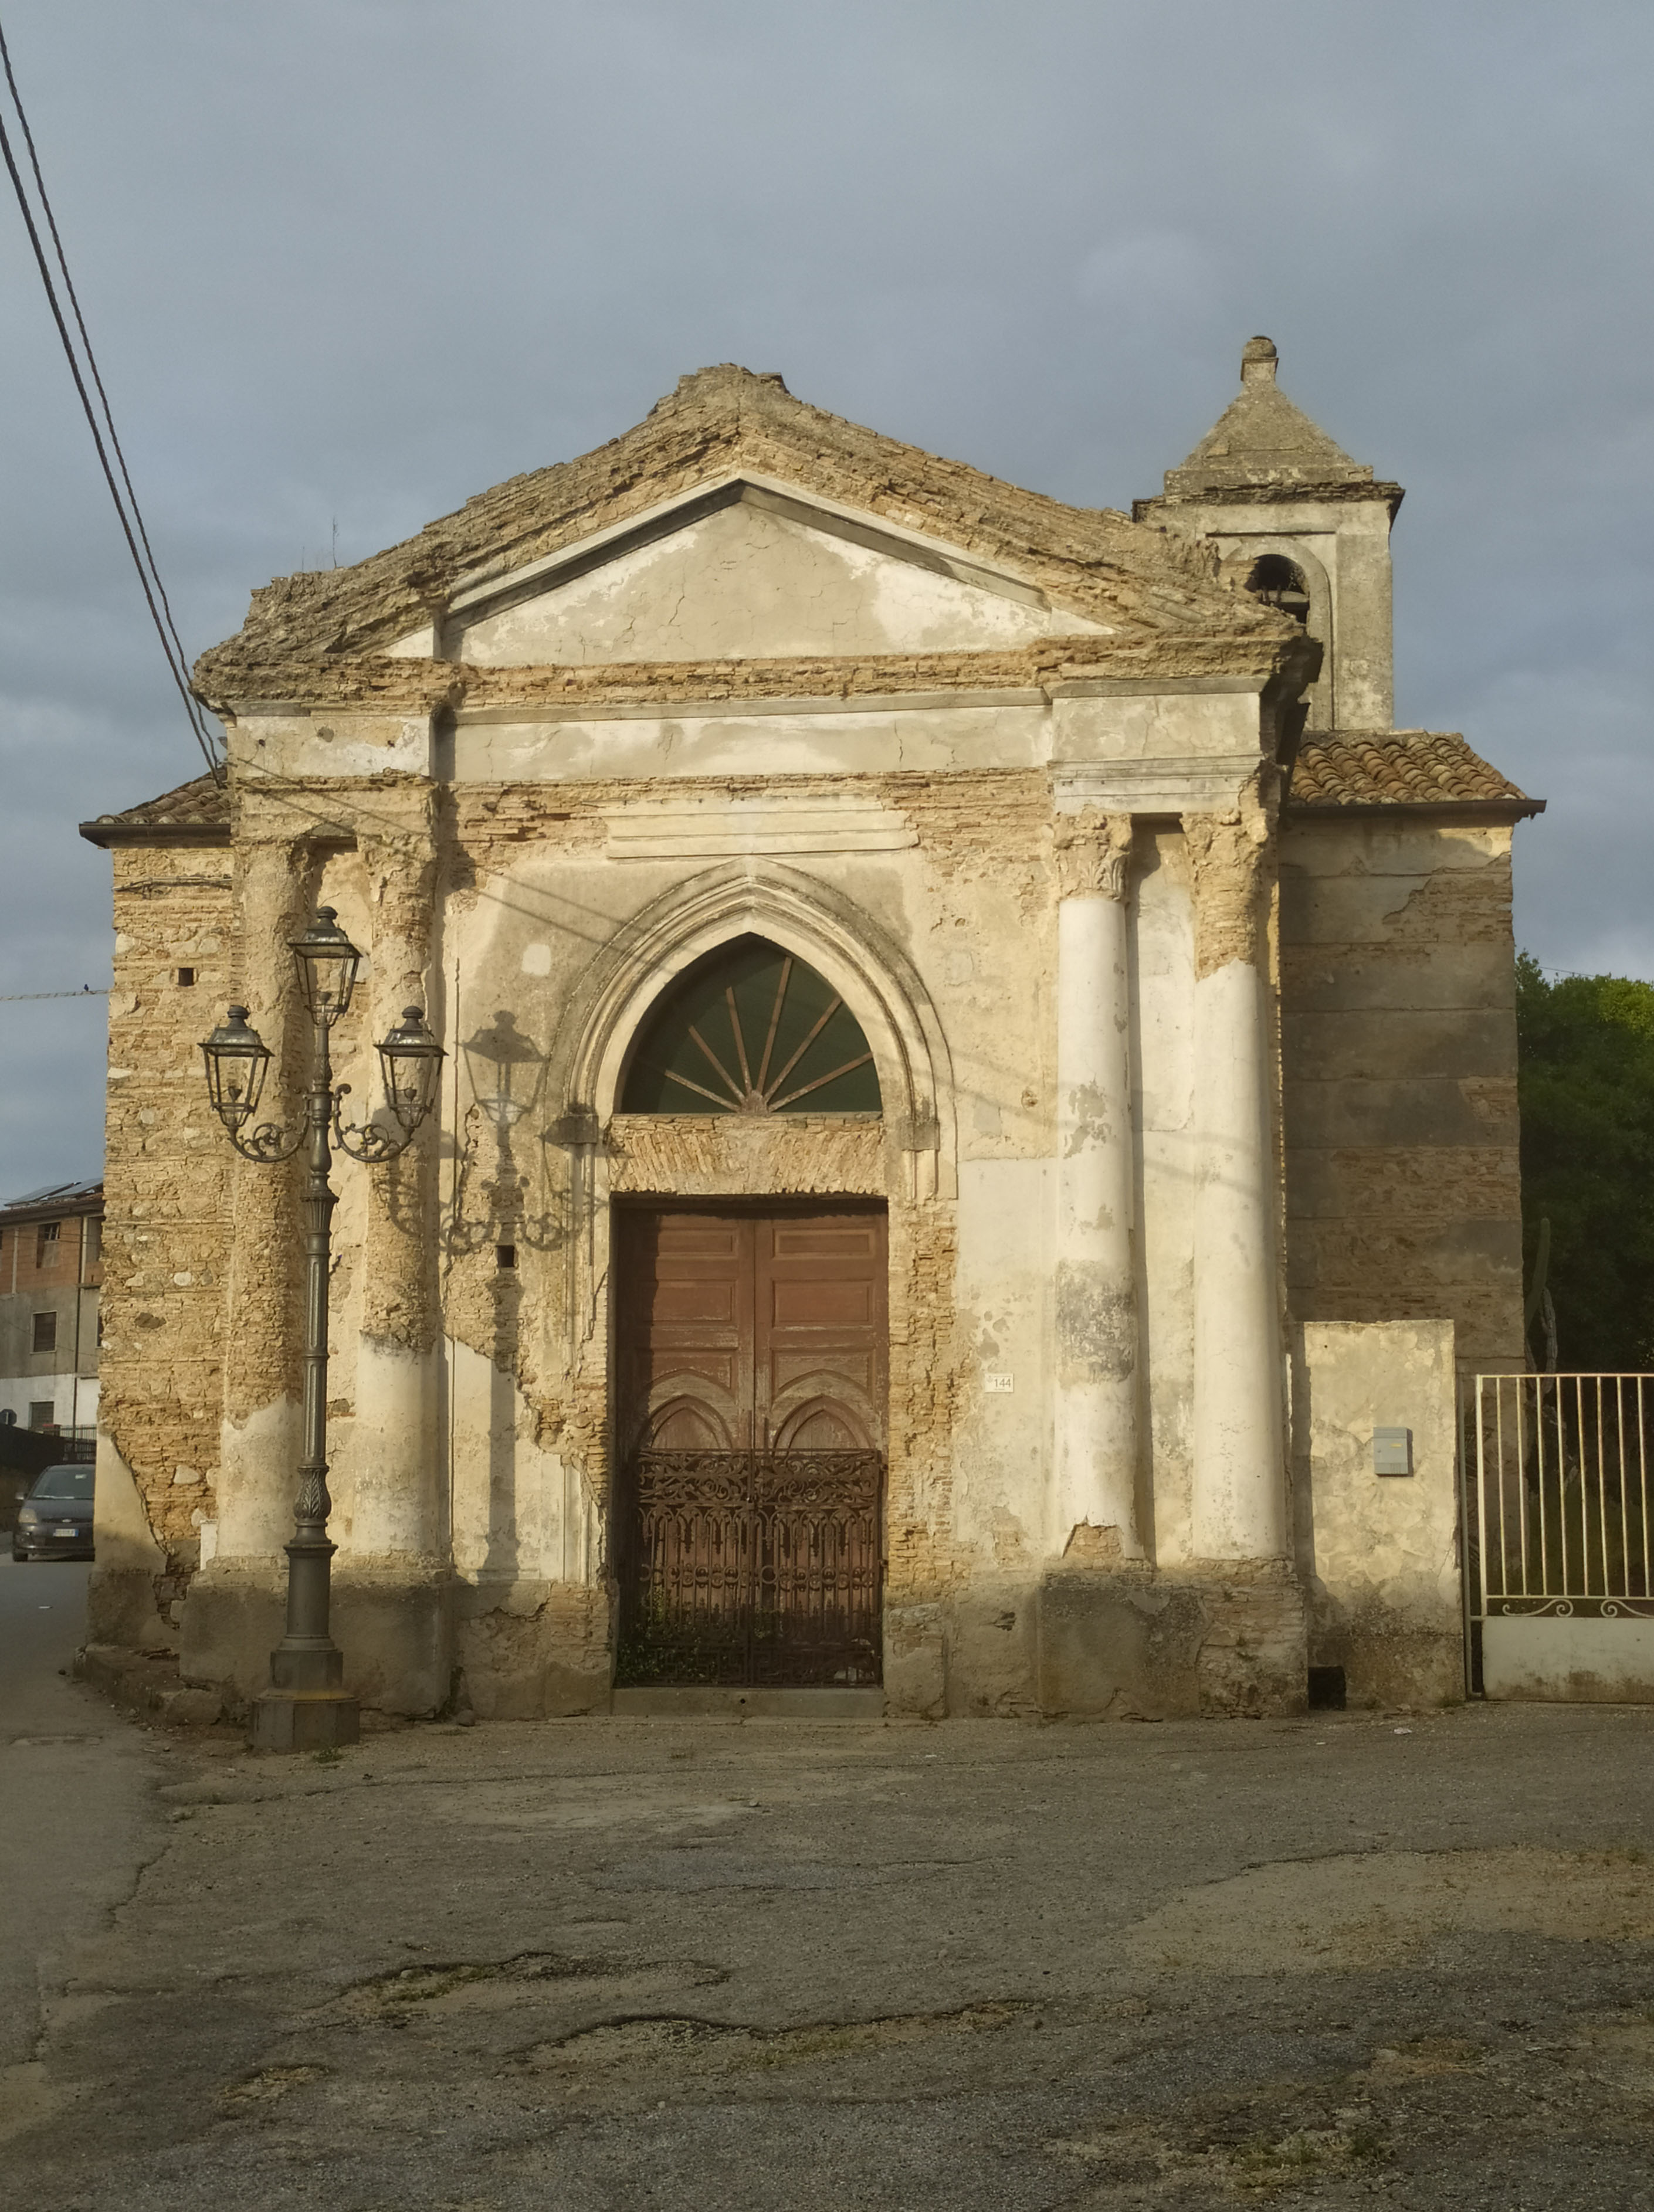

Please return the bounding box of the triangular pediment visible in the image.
[198,364,1293,699]
[384,478,1109,666]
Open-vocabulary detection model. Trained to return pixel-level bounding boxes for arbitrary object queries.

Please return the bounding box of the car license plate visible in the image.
[53,1527,79,1538]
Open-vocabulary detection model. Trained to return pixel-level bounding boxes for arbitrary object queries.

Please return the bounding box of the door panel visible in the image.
[755,1211,886,1450]
[615,1210,755,1456]
[614,1205,887,1688]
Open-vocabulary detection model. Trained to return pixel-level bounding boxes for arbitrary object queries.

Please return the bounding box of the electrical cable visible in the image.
[0,18,222,781]
[0,22,209,758]
[0,988,110,1003]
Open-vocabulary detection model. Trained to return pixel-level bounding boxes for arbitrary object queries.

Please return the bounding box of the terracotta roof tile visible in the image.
[1287,730,1537,810]
[79,774,229,847]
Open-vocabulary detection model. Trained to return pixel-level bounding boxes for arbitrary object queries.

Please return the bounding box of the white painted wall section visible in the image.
[1484,1617,1654,1704]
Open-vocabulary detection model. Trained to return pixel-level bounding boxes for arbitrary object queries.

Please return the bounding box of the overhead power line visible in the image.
[0,987,110,1003]
[0,17,222,782]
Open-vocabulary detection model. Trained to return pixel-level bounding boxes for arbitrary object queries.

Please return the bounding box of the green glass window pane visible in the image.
[621,935,882,1115]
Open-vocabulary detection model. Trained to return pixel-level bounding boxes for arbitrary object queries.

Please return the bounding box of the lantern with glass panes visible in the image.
[201,911,442,1163]
[198,908,443,1752]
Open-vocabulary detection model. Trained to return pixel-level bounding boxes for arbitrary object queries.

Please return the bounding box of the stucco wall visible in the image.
[1295,1318,1463,1708]
[446,500,1106,666]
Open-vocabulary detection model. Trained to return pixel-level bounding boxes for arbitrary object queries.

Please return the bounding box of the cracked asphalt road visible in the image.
[4,1639,1654,2208]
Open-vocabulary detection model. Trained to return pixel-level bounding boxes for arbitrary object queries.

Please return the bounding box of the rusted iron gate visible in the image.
[1463,1373,1654,1692]
[614,1448,883,1688]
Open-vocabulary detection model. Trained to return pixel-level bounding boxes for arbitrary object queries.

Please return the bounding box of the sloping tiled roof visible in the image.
[193,364,1297,696]
[1287,730,1540,813]
[79,775,229,849]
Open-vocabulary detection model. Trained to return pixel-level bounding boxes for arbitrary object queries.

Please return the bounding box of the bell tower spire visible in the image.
[1134,338,1404,732]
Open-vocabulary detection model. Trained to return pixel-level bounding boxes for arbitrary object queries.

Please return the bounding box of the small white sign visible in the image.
[984,1372,1014,1394]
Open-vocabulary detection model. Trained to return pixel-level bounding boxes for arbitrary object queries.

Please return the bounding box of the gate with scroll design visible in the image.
[616,1448,882,1685]
[613,1207,887,1688]
[1465,1372,1654,1699]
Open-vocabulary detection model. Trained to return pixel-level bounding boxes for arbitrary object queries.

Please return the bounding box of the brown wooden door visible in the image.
[758,1215,884,1448]
[616,1212,755,1455]
[616,1208,886,1456]
[614,1205,886,1687]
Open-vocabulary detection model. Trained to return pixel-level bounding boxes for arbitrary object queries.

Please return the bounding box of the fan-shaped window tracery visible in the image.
[620,935,882,1115]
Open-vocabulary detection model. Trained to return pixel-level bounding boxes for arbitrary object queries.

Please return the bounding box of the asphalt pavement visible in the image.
[0,1557,164,2077]
[2,1597,1653,2210]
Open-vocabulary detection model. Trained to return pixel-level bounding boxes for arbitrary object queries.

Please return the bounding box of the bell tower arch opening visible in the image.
[1135,334,1403,732]
[1244,552,1312,627]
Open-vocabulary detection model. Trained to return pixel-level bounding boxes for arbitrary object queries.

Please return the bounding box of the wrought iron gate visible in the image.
[614,1448,883,1688]
[1464,1375,1654,1698]
[1466,1373,1654,1620]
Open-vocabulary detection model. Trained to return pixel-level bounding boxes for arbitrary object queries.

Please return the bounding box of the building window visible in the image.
[33,1311,57,1354]
[28,1400,55,1430]
[496,1244,517,1270]
[36,1220,59,1267]
[177,966,196,986]
[621,935,882,1115]
[1245,554,1311,626]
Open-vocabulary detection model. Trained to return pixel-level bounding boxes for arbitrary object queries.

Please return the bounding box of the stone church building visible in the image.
[81,340,1540,1721]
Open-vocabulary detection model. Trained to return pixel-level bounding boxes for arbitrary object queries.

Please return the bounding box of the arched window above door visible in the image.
[620,935,882,1115]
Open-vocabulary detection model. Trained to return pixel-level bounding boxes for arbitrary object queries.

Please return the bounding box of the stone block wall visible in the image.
[1279,815,1525,1375]
[91,840,233,1647]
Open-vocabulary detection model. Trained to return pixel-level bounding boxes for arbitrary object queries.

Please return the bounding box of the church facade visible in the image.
[81,342,1540,1721]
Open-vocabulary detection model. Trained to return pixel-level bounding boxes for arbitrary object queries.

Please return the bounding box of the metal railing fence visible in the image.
[1465,1373,1654,1623]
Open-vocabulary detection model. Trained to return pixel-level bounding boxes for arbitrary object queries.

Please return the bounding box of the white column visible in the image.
[1185,809,1286,1558]
[351,811,442,1560]
[1052,810,1141,1556]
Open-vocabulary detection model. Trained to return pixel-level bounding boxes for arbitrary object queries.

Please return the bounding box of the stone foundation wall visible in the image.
[883,1559,1309,1721]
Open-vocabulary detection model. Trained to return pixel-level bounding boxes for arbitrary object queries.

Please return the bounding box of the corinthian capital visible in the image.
[1182,807,1272,977]
[1053,809,1134,901]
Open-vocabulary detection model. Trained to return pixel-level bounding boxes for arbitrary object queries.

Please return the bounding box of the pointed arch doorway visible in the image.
[612,938,887,1689]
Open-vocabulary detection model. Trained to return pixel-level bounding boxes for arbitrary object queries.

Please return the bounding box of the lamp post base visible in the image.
[252,1688,360,1753]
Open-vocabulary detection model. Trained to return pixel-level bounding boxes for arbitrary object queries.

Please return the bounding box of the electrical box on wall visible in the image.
[1373,1426,1414,1477]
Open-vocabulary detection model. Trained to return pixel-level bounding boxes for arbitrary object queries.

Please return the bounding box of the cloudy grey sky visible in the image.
[1,0,1649,1199]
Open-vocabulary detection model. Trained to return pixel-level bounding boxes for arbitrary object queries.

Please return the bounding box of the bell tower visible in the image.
[1135,337,1404,733]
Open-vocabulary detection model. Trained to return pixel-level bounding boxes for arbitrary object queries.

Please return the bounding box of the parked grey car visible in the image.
[12,1462,94,1561]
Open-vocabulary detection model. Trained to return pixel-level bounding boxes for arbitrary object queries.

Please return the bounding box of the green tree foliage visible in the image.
[1516,953,1654,1369]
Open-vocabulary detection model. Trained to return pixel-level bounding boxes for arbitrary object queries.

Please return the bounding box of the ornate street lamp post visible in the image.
[201,908,443,1752]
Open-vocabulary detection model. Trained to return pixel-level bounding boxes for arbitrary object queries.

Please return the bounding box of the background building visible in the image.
[0,1178,103,1451]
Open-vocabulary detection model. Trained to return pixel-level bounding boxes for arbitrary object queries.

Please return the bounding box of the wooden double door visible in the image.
[614,1206,887,1687]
